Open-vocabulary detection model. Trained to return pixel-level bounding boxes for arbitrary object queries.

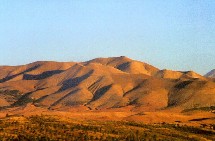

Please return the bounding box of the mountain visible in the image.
[0,56,214,112]
[86,56,159,75]
[205,69,215,78]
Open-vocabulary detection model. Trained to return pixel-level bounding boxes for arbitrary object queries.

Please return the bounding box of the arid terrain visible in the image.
[0,56,214,140]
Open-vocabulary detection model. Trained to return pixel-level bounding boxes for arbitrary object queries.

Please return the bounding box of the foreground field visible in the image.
[0,115,214,141]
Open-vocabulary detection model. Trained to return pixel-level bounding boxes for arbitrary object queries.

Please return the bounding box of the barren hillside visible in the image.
[0,57,214,113]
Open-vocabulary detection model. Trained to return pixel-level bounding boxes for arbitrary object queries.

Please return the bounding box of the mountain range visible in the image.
[0,56,214,113]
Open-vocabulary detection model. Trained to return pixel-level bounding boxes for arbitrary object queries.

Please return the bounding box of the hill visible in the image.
[0,56,214,113]
[205,69,215,78]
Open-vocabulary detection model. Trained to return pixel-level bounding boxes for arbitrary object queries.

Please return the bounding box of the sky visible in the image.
[0,0,215,75]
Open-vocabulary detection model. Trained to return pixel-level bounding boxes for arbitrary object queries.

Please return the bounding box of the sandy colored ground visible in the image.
[0,104,214,128]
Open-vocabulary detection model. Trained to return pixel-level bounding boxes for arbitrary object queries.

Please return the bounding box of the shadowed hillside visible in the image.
[205,69,215,78]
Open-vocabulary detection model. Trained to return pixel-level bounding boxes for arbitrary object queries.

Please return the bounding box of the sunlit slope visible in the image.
[85,56,159,75]
[0,56,214,112]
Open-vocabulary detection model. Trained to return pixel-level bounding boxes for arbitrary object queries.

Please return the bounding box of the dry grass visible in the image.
[0,114,214,141]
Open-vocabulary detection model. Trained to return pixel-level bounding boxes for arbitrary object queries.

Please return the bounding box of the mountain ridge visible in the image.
[0,56,214,113]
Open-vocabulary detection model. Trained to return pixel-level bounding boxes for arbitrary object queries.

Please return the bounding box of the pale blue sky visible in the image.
[0,0,215,74]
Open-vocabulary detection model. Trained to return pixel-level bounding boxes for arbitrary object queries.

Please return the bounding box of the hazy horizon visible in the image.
[1,1,215,75]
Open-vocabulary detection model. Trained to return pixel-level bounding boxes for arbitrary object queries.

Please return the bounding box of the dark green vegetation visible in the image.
[0,115,214,141]
[182,106,215,112]
[0,90,21,101]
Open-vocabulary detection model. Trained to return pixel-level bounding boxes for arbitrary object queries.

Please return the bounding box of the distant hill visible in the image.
[0,56,214,112]
[205,69,215,78]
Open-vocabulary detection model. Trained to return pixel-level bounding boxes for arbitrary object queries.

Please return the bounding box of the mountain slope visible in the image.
[0,57,214,112]
[205,69,215,78]
[85,56,159,75]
